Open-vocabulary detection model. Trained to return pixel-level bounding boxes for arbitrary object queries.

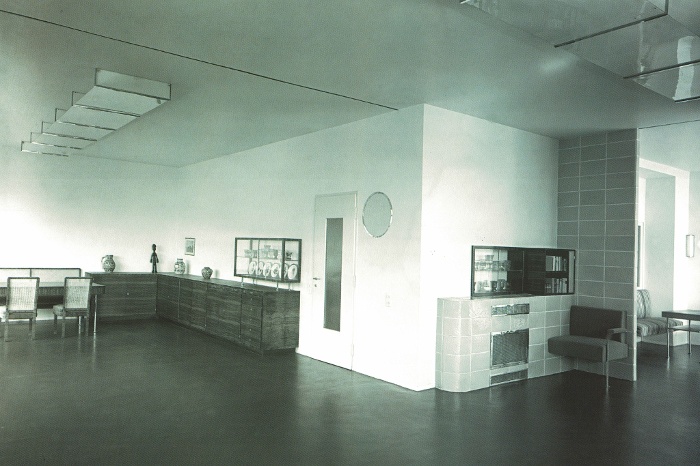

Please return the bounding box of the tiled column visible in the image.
[557,130,638,381]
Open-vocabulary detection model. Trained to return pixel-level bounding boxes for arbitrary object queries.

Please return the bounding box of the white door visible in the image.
[310,192,357,369]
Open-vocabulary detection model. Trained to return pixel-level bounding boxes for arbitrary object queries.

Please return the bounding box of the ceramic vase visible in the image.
[174,258,186,274]
[201,267,213,279]
[101,255,116,273]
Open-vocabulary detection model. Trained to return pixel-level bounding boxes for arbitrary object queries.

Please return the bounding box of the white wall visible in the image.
[177,105,427,390]
[420,105,559,385]
[420,105,559,297]
[0,152,180,273]
[643,176,675,312]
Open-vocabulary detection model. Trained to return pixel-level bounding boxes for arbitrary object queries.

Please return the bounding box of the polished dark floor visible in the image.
[1,319,699,465]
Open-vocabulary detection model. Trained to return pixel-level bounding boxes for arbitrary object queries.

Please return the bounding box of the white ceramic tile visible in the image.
[560,309,570,325]
[544,357,562,375]
[443,317,462,336]
[439,371,462,392]
[471,317,491,335]
[442,299,461,318]
[443,353,470,374]
[545,295,563,311]
[529,327,545,345]
[545,326,562,341]
[437,299,444,317]
[560,295,574,310]
[529,312,545,328]
[528,360,545,378]
[471,334,490,353]
[511,314,529,330]
[471,369,490,390]
[443,335,471,355]
[545,311,561,327]
[471,301,491,318]
[529,343,545,362]
[471,351,491,371]
[459,318,472,337]
[529,297,546,314]
[491,316,510,332]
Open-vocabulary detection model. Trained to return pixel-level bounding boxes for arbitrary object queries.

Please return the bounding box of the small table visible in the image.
[661,310,700,358]
[0,282,105,334]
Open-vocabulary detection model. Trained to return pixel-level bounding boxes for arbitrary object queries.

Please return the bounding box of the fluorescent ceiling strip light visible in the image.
[95,69,170,101]
[21,141,72,157]
[30,132,95,149]
[42,121,113,140]
[21,69,170,158]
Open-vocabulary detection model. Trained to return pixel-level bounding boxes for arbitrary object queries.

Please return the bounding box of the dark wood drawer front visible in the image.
[88,273,157,319]
[156,276,179,322]
[153,274,299,353]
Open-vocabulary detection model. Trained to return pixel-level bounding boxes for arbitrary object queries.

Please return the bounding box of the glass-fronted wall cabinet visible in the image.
[471,246,525,297]
[234,238,301,283]
[472,246,575,298]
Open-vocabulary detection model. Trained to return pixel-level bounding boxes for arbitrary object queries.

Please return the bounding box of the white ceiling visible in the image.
[1,0,700,167]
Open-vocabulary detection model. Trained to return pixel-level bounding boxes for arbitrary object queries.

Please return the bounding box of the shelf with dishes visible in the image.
[234,237,301,284]
[472,245,575,297]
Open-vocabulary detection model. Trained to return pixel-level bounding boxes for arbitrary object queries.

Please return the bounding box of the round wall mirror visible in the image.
[363,192,393,237]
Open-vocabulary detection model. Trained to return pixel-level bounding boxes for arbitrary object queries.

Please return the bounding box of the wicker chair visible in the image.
[53,277,92,338]
[2,277,40,341]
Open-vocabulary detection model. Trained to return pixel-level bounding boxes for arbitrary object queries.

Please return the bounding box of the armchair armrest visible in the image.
[606,327,633,343]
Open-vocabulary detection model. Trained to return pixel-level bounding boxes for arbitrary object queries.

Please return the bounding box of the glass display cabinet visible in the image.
[472,246,525,297]
[471,245,575,298]
[234,238,301,284]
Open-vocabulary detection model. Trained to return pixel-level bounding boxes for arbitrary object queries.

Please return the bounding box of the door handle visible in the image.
[313,277,321,280]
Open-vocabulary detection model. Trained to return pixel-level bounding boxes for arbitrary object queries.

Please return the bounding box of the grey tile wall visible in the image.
[557,130,638,381]
[557,130,637,311]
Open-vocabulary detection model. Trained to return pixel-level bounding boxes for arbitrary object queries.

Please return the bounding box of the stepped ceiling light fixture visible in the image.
[460,0,700,102]
[21,69,170,157]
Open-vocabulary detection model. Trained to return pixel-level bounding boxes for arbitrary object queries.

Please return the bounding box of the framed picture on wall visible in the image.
[185,237,195,256]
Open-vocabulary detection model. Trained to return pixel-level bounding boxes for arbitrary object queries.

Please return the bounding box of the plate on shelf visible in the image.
[271,263,281,279]
[248,261,258,275]
[287,263,298,280]
[283,264,289,279]
[258,262,266,276]
[263,262,272,277]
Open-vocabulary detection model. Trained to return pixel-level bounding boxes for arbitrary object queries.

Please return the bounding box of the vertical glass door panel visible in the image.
[324,218,343,331]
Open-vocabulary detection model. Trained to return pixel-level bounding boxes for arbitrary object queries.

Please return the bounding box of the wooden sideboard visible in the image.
[86,272,157,320]
[87,272,299,353]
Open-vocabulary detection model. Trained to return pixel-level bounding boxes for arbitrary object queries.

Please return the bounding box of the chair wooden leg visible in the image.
[31,318,36,340]
[3,315,8,342]
[62,315,66,338]
[54,314,58,334]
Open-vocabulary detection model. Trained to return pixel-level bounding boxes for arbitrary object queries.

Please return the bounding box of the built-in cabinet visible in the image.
[87,272,299,353]
[86,272,157,319]
[471,246,575,298]
[156,273,299,353]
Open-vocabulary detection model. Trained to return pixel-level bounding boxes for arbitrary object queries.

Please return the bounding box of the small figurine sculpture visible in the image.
[150,244,159,273]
